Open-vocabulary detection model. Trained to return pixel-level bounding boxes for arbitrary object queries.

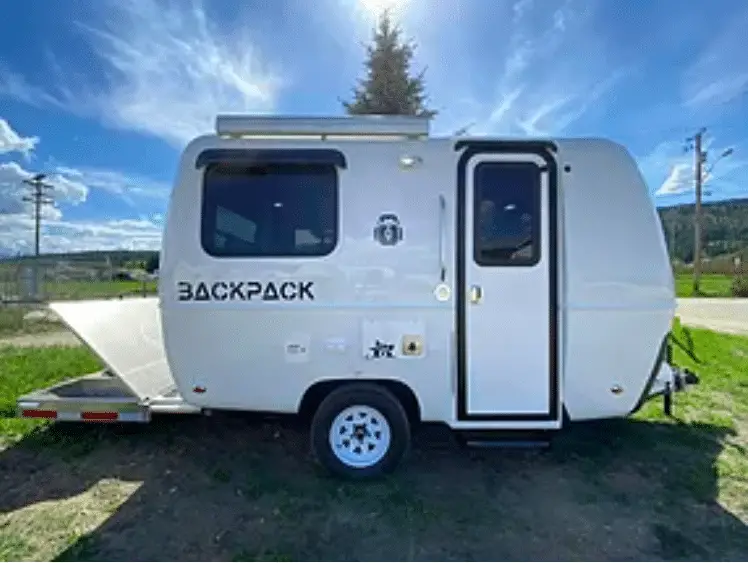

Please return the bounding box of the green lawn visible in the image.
[1,323,747,560]
[0,346,101,443]
[675,273,734,297]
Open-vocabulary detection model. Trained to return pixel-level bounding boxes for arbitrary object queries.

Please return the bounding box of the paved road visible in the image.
[675,298,748,336]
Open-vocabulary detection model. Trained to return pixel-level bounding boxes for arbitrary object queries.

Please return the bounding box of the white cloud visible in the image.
[0,0,284,148]
[656,163,693,197]
[0,214,162,256]
[432,0,627,137]
[0,162,38,216]
[681,7,748,108]
[77,0,283,147]
[0,162,87,220]
[48,174,88,207]
[513,0,534,22]
[639,139,702,197]
[0,118,39,157]
[685,74,748,108]
[43,218,163,253]
[53,165,170,206]
[0,160,168,255]
[640,138,748,198]
[0,67,71,112]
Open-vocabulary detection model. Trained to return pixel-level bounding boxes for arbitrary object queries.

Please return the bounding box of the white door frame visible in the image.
[454,141,561,423]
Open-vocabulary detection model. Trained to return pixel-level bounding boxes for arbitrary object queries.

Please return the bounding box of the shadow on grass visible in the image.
[670,332,702,365]
[1,411,747,561]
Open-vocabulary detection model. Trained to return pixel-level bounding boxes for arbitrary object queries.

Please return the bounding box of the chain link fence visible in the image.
[0,255,157,304]
[672,249,747,276]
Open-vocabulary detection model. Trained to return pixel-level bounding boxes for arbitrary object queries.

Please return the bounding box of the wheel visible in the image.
[310,383,411,480]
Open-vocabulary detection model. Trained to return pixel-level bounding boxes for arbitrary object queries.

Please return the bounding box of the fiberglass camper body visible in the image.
[16,114,697,478]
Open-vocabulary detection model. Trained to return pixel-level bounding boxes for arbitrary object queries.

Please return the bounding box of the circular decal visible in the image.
[373,213,403,246]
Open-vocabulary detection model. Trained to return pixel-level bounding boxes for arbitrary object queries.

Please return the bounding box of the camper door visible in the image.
[457,145,559,423]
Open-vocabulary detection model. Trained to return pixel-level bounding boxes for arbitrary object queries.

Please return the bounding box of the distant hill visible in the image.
[657,198,748,264]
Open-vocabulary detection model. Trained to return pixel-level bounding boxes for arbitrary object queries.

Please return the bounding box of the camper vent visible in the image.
[215,114,430,140]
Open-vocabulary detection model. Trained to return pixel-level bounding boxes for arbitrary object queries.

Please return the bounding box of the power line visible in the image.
[21,173,55,257]
[452,121,475,136]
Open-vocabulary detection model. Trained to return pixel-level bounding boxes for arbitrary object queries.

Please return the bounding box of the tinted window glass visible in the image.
[474,162,540,266]
[201,163,338,257]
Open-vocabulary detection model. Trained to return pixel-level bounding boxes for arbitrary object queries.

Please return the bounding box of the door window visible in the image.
[473,162,541,267]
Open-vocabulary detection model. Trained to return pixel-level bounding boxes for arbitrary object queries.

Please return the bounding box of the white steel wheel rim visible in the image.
[328,404,392,469]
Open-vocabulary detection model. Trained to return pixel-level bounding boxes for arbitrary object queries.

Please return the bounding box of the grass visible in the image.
[675,273,734,297]
[0,346,101,443]
[0,322,747,560]
[626,319,748,513]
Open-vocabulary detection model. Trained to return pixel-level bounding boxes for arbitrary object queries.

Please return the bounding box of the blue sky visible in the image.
[0,0,747,255]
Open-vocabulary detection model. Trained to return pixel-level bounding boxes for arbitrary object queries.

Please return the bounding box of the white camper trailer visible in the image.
[16,114,698,479]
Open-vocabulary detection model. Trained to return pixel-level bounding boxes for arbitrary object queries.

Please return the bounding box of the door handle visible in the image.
[469,285,483,304]
[437,194,446,282]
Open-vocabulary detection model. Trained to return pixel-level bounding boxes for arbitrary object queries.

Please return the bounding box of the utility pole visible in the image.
[21,173,55,300]
[667,214,676,259]
[684,129,734,294]
[21,173,55,257]
[692,129,705,294]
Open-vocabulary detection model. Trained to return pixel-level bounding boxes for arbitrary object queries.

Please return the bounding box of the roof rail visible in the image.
[215,114,430,139]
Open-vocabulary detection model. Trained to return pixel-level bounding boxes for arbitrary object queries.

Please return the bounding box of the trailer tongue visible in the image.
[16,298,200,422]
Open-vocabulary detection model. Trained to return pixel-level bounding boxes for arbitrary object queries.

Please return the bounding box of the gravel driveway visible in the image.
[0,330,81,349]
[676,298,748,336]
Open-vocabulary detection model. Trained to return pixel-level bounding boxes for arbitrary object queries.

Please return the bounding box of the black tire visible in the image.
[310,383,411,480]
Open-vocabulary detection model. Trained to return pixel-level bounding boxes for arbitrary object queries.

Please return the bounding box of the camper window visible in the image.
[200,163,338,258]
[473,161,540,267]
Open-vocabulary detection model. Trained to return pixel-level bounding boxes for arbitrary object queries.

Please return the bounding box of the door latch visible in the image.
[469,285,483,304]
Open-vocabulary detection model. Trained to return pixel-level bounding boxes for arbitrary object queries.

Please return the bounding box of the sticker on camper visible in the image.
[366,339,396,359]
[176,280,315,302]
[373,213,403,246]
[284,334,311,363]
[362,320,425,360]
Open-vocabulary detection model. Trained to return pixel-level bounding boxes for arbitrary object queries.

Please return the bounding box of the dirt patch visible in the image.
[0,330,80,349]
[1,415,747,561]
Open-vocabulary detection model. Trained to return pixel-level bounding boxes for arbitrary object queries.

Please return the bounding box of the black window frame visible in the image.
[472,160,542,267]
[199,158,340,259]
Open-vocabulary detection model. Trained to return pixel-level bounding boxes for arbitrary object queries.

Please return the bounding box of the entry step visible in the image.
[455,429,553,449]
[464,439,550,449]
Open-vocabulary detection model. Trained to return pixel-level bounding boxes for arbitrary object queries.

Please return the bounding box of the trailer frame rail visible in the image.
[16,370,200,423]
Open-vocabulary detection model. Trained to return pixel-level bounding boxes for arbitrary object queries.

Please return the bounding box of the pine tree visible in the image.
[342,11,436,118]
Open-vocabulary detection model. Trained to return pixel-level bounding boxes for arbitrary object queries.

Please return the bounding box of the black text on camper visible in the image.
[177,280,315,302]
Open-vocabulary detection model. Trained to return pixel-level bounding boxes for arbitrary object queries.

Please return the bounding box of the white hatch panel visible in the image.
[49,298,175,401]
